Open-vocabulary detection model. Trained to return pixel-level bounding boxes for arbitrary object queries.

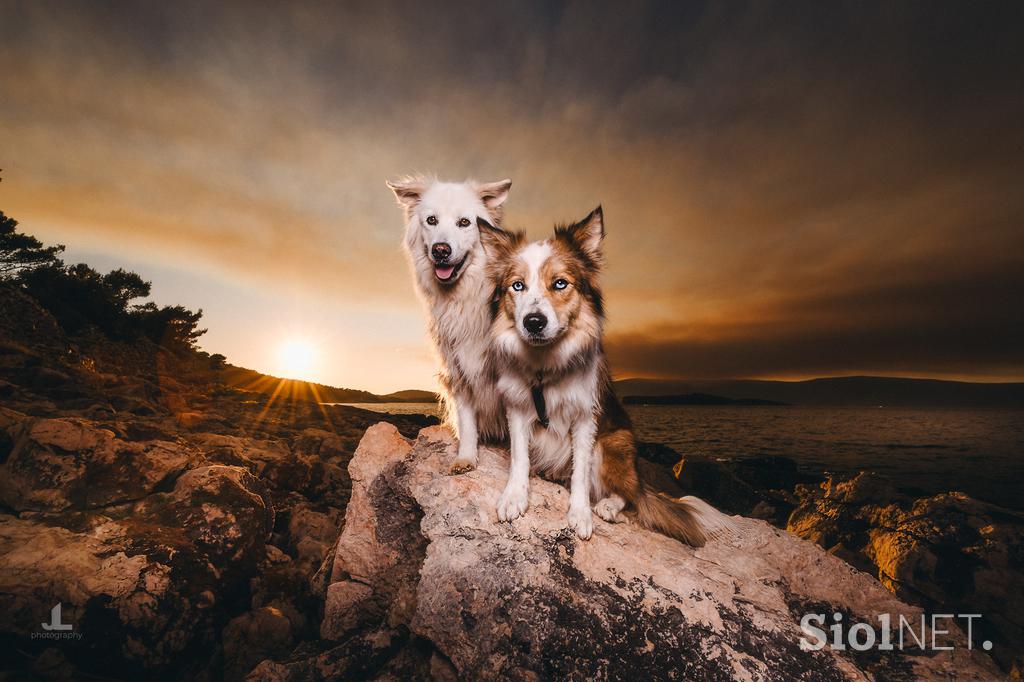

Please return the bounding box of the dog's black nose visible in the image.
[431,243,452,262]
[523,313,547,334]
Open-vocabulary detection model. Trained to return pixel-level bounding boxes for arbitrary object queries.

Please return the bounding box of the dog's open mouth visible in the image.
[433,256,466,282]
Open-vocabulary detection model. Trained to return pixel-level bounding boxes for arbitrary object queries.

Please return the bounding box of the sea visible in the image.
[339,403,1024,511]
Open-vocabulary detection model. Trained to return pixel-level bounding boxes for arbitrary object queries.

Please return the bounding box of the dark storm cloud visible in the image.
[607,257,1024,380]
[2,0,1022,381]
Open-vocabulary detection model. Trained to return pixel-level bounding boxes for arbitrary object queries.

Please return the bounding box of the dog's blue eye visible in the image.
[426,216,438,225]
[511,281,525,292]
[553,279,568,290]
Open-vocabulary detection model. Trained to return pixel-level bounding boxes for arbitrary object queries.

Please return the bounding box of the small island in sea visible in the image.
[622,392,787,406]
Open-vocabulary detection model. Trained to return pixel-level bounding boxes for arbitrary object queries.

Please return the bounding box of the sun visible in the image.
[276,338,318,382]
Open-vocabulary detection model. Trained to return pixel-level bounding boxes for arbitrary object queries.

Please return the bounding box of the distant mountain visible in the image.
[622,393,787,406]
[613,376,1024,408]
[219,370,1024,408]
[218,366,1024,409]
[380,389,440,403]
[220,366,437,404]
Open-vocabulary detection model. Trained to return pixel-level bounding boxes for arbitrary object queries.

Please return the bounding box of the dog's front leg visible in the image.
[567,416,596,539]
[497,408,531,522]
[450,398,478,474]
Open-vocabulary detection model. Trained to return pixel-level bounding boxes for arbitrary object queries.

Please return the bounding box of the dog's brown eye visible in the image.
[511,281,525,292]
[426,216,438,225]
[553,278,569,290]
[457,217,471,228]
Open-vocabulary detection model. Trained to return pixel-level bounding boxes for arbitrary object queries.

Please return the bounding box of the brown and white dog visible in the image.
[479,207,735,543]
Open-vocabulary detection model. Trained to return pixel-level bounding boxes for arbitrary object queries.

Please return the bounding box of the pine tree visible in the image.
[0,211,65,279]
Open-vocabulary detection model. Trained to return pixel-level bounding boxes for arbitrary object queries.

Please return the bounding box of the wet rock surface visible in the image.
[258,423,1000,681]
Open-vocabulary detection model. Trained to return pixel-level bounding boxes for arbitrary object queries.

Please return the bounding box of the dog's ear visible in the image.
[477,217,521,257]
[558,205,604,264]
[476,179,512,222]
[478,218,521,311]
[387,177,428,217]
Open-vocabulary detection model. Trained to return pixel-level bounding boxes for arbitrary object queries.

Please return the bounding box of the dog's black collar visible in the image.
[532,372,549,428]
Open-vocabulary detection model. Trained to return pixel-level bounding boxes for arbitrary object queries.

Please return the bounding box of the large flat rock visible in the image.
[295,423,1003,681]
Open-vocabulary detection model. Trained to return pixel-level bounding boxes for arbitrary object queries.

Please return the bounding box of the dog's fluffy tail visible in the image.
[632,485,736,547]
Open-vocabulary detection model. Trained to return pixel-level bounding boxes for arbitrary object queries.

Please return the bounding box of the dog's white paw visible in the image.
[594,496,627,523]
[497,484,529,522]
[449,443,478,475]
[449,454,477,475]
[567,504,594,540]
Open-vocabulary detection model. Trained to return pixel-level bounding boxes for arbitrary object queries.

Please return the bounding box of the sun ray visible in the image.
[308,382,336,433]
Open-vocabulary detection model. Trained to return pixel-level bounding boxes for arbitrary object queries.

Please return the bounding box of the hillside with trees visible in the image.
[2,210,205,354]
[0,210,434,403]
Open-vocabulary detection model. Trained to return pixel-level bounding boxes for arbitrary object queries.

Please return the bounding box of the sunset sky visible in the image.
[2,1,1022,392]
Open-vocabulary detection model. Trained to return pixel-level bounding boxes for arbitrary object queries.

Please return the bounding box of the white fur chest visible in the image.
[497,361,600,477]
[425,259,494,386]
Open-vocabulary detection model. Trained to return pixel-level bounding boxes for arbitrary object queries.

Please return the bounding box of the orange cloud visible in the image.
[2,1,1022,388]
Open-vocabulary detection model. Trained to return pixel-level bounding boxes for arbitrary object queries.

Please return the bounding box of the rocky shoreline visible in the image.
[1,286,1021,679]
[0,288,436,679]
[0,403,431,678]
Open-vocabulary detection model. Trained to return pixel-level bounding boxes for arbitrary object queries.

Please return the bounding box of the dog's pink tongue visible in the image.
[435,264,456,280]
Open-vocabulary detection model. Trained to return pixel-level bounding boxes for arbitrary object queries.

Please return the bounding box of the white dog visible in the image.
[388,176,512,473]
